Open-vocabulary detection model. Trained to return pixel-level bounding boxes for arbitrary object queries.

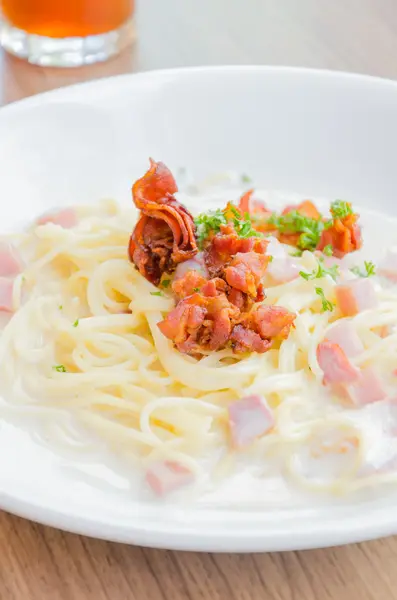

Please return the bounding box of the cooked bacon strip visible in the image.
[317,213,362,257]
[228,395,274,448]
[224,252,269,298]
[250,305,296,340]
[158,283,294,355]
[281,200,321,219]
[230,324,272,353]
[172,270,208,299]
[129,159,198,285]
[157,295,207,346]
[238,190,275,234]
[158,292,238,353]
[205,228,268,278]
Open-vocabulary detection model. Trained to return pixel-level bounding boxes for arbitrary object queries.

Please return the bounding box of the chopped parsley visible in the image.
[53,365,67,373]
[350,261,376,278]
[193,287,200,292]
[299,258,339,282]
[150,291,164,297]
[161,279,171,288]
[241,173,252,183]
[194,204,261,248]
[58,305,63,310]
[315,287,335,312]
[194,209,227,246]
[267,211,326,252]
[235,217,262,239]
[323,244,333,256]
[330,200,353,220]
[73,319,79,327]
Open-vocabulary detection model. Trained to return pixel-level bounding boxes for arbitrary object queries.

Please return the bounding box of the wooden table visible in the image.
[1,0,397,598]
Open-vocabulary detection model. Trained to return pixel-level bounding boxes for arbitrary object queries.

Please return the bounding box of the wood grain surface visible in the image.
[1,0,397,598]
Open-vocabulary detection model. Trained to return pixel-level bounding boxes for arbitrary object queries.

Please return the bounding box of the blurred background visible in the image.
[1,0,397,104]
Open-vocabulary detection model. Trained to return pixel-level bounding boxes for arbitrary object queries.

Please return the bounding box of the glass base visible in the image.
[0,17,135,67]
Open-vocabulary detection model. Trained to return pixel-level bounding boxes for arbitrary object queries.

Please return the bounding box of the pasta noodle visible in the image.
[1,191,397,501]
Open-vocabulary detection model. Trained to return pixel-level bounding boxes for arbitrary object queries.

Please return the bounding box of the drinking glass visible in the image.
[0,0,135,67]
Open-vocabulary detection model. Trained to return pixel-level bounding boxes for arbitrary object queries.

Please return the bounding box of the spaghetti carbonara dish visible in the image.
[1,158,397,501]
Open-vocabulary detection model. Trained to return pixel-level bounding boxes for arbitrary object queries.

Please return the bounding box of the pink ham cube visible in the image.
[146,460,194,496]
[228,395,274,448]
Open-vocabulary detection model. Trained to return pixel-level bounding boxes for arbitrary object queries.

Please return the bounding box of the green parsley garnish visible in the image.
[73,319,79,327]
[323,244,333,256]
[290,249,303,257]
[150,291,164,297]
[315,287,335,312]
[194,205,261,248]
[267,211,326,252]
[330,200,353,220]
[235,217,262,239]
[241,173,252,183]
[194,209,227,246]
[53,365,67,373]
[350,261,376,278]
[58,305,63,310]
[192,287,200,292]
[299,258,339,282]
[161,279,171,288]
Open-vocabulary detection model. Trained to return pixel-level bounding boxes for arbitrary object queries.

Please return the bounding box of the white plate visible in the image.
[1,66,397,552]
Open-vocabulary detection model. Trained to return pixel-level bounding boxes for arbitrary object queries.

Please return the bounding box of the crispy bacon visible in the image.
[224,252,269,298]
[230,325,273,353]
[158,283,295,355]
[158,291,239,353]
[249,305,296,339]
[205,228,268,278]
[172,270,207,298]
[157,295,207,346]
[281,200,321,219]
[129,159,198,284]
[238,190,275,234]
[317,213,362,257]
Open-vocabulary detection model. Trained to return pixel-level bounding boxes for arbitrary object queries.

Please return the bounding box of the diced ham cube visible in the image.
[325,320,364,357]
[343,367,387,406]
[379,249,397,282]
[316,341,360,385]
[0,277,14,312]
[266,236,287,259]
[0,242,23,277]
[335,278,378,316]
[146,460,194,496]
[267,256,299,284]
[228,395,274,448]
[36,208,77,229]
